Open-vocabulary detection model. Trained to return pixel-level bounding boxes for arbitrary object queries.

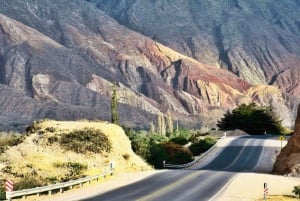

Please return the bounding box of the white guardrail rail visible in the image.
[6,163,115,201]
[163,134,226,169]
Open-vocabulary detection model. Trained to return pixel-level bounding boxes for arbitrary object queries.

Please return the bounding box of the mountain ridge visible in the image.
[0,0,298,130]
[91,0,300,93]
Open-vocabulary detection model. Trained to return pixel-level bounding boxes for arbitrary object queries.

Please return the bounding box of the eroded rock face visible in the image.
[92,0,300,95]
[273,105,300,175]
[0,0,298,130]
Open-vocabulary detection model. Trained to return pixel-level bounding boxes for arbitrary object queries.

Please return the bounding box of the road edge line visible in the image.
[207,173,238,201]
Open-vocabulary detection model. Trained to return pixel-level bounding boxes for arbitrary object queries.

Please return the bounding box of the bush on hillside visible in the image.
[60,128,111,154]
[217,103,286,135]
[293,185,300,199]
[14,176,46,190]
[189,137,217,156]
[126,129,193,169]
[168,127,192,140]
[0,133,25,153]
[148,142,193,169]
[54,162,87,180]
[127,130,168,160]
[169,137,189,145]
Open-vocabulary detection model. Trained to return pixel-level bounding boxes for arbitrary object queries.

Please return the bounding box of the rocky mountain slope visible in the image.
[92,0,300,93]
[0,0,298,130]
[273,104,300,175]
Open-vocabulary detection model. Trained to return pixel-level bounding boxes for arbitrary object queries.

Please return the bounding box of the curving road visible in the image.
[83,136,281,201]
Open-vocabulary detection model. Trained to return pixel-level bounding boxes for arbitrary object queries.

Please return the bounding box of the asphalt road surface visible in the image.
[83,136,279,201]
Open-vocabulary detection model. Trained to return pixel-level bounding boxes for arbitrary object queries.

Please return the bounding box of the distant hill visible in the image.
[0,0,298,130]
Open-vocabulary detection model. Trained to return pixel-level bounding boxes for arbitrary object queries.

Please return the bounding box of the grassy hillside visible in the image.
[0,120,152,191]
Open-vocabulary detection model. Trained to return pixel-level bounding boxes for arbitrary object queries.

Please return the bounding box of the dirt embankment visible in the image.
[0,120,152,187]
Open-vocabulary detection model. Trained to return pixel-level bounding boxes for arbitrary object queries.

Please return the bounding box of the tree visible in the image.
[166,110,174,134]
[157,112,166,136]
[111,84,118,124]
[217,103,285,135]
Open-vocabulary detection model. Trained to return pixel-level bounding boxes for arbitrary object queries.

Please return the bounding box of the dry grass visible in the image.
[256,195,298,200]
[0,120,152,186]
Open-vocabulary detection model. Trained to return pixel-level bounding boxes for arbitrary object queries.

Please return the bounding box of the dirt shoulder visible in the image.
[216,173,300,201]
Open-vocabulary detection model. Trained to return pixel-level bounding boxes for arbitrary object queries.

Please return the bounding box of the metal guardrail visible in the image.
[6,165,114,201]
[163,135,226,169]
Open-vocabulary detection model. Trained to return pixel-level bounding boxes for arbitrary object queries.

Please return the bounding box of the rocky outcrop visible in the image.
[0,0,298,130]
[273,105,300,175]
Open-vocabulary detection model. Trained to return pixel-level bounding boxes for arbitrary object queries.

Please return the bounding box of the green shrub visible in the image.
[162,142,193,164]
[217,103,286,134]
[147,143,169,169]
[54,162,87,180]
[169,128,192,140]
[122,153,130,160]
[169,137,189,145]
[60,128,111,153]
[47,136,58,144]
[25,121,42,134]
[46,176,59,184]
[293,186,300,198]
[0,133,25,153]
[189,137,217,156]
[0,180,5,200]
[148,142,193,169]
[127,131,150,159]
[14,177,46,190]
[45,127,56,133]
[0,133,24,147]
[127,131,168,160]
[0,187,5,200]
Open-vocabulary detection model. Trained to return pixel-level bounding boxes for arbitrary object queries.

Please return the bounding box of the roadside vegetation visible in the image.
[0,132,24,153]
[125,127,217,169]
[0,181,5,200]
[217,103,292,135]
[293,185,300,199]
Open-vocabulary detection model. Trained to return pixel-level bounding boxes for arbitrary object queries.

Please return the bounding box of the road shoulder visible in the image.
[216,173,300,201]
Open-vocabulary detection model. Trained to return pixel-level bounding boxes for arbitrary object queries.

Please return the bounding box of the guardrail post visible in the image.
[6,192,12,201]
[110,161,114,176]
[4,165,116,200]
[163,160,165,168]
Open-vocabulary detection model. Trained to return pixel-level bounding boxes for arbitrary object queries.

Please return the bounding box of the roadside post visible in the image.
[264,182,268,200]
[110,161,115,175]
[5,179,14,201]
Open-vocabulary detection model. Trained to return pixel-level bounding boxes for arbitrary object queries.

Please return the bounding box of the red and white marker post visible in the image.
[5,179,14,192]
[5,179,14,201]
[264,182,268,200]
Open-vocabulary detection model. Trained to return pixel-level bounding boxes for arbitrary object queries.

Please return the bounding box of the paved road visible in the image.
[83,136,279,201]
